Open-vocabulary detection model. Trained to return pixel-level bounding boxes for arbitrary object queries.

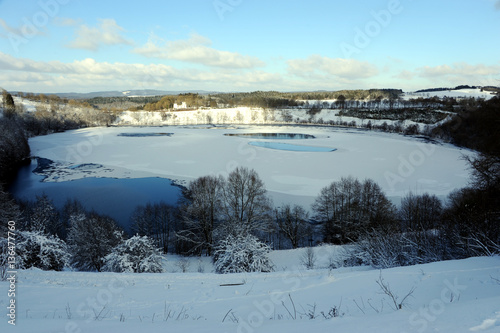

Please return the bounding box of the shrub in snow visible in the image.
[327,245,366,269]
[102,236,164,273]
[67,213,124,272]
[16,231,70,271]
[300,247,317,270]
[214,234,273,274]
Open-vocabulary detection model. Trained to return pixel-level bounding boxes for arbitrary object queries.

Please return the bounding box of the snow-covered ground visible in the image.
[12,96,42,113]
[403,88,496,100]
[1,248,499,333]
[28,125,473,207]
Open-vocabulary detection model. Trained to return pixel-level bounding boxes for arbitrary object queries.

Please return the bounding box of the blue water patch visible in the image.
[9,161,183,233]
[118,133,174,137]
[225,133,315,139]
[249,141,336,152]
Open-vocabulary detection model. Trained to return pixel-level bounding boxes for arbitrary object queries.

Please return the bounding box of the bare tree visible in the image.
[312,177,396,244]
[463,153,500,191]
[220,167,272,237]
[400,192,442,232]
[132,202,177,254]
[275,204,310,249]
[176,175,224,255]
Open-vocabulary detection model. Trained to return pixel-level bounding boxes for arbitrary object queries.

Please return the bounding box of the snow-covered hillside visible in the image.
[12,96,43,113]
[115,107,436,129]
[1,249,499,333]
[403,88,496,100]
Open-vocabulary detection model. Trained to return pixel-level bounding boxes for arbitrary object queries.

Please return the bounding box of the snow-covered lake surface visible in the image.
[1,248,499,333]
[23,125,474,210]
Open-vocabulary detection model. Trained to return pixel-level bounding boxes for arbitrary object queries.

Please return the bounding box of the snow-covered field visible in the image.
[403,88,496,100]
[1,248,499,333]
[29,125,474,207]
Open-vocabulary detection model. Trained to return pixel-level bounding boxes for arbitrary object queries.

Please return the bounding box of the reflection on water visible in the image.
[9,160,182,232]
[249,141,336,152]
[225,133,316,139]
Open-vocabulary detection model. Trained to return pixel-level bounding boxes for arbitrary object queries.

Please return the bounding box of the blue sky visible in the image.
[0,0,499,93]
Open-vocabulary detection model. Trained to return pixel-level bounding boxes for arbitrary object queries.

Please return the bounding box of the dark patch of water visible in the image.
[9,160,183,233]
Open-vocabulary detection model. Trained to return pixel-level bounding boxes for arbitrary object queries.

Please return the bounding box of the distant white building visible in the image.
[173,102,187,109]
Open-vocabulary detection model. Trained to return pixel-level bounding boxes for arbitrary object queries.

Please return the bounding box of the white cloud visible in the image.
[67,19,133,51]
[0,52,282,92]
[133,33,265,69]
[287,55,378,80]
[417,63,500,84]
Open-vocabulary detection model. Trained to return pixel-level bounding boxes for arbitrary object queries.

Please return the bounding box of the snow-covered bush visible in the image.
[214,234,273,274]
[16,231,70,271]
[327,245,367,269]
[67,213,124,272]
[102,236,164,273]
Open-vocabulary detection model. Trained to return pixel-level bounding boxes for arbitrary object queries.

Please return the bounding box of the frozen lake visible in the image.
[12,125,474,224]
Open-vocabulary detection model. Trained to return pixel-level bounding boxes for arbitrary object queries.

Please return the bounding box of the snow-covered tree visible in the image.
[67,213,124,272]
[214,234,273,274]
[27,194,60,235]
[16,231,70,271]
[102,235,164,273]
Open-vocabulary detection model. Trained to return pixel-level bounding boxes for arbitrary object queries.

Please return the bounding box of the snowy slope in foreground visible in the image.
[1,252,499,333]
